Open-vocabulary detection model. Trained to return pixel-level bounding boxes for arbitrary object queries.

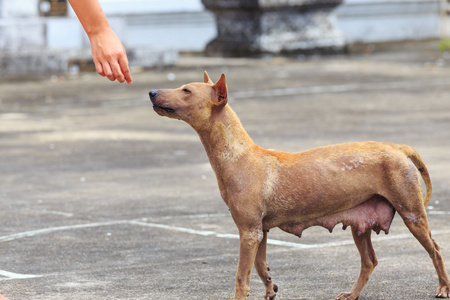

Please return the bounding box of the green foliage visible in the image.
[439,38,450,52]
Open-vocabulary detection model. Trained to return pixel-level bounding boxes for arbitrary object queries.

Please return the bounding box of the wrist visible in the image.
[85,21,111,38]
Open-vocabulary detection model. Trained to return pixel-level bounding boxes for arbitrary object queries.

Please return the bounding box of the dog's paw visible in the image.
[265,283,278,300]
[265,293,276,300]
[335,292,359,300]
[436,284,450,298]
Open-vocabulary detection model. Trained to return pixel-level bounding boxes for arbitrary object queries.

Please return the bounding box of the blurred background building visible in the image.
[0,0,448,76]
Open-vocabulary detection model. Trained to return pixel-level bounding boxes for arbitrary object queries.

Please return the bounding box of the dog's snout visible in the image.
[149,90,158,100]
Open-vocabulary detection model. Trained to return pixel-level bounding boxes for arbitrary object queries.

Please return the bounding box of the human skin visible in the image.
[68,0,132,84]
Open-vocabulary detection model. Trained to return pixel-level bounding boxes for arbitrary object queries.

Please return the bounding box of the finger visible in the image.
[102,62,116,81]
[110,61,125,83]
[93,59,106,77]
[118,55,133,84]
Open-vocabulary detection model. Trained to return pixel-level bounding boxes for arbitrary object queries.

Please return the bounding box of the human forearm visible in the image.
[68,0,132,84]
[68,0,110,36]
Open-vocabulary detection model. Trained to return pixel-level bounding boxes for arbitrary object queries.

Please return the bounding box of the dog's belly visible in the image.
[278,195,395,237]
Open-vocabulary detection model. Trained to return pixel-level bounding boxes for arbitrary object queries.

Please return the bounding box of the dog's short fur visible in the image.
[149,72,450,300]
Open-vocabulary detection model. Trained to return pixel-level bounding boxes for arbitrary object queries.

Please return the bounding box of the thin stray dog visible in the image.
[149,72,450,300]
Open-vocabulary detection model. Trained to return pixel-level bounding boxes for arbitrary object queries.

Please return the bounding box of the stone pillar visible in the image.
[202,0,346,56]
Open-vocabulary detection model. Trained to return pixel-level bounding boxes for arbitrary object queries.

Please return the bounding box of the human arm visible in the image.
[68,0,132,84]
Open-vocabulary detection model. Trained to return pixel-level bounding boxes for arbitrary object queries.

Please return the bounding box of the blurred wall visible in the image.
[0,0,444,75]
[336,0,442,44]
[0,0,443,53]
[97,0,216,51]
[0,0,215,52]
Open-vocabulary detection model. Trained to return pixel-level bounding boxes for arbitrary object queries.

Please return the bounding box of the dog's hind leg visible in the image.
[389,162,450,298]
[336,227,378,300]
[398,206,450,298]
[254,230,278,300]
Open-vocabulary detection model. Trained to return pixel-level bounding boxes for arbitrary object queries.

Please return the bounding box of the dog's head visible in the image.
[149,72,228,128]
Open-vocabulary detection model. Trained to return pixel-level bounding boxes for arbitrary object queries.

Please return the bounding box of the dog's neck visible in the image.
[196,105,255,172]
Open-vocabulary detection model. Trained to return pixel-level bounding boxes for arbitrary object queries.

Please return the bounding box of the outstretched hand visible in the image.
[89,28,133,84]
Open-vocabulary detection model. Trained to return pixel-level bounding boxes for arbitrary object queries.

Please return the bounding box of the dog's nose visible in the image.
[149,90,157,100]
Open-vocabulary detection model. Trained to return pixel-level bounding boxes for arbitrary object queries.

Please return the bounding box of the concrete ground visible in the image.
[1,43,450,300]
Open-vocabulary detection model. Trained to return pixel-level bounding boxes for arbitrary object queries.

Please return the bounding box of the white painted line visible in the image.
[266,238,356,249]
[42,210,74,217]
[1,219,449,251]
[129,220,218,236]
[262,229,450,250]
[130,221,318,249]
[216,233,240,240]
[0,220,130,243]
[0,270,43,281]
[1,218,446,283]
[157,213,229,220]
[131,220,450,249]
[429,211,450,215]
[231,78,450,99]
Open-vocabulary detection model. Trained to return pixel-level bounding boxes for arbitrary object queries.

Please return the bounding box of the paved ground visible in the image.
[1,43,450,300]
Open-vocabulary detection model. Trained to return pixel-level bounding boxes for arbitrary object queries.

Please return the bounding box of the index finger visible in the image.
[119,55,133,84]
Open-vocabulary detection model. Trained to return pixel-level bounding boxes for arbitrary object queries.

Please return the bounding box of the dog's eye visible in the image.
[182,88,191,93]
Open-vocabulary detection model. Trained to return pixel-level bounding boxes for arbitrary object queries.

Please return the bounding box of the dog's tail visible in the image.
[398,144,432,206]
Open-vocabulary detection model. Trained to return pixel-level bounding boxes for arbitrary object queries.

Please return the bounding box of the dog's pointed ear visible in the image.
[212,74,228,107]
[204,71,214,84]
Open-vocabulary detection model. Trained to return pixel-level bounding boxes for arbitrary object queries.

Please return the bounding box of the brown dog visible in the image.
[149,72,450,300]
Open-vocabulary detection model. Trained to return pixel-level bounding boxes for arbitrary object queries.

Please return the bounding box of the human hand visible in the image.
[88,28,133,84]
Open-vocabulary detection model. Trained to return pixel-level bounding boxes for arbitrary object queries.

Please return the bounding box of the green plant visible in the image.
[439,38,450,52]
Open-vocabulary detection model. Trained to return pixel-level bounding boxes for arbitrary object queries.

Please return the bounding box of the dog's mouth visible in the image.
[152,104,175,113]
[149,90,175,114]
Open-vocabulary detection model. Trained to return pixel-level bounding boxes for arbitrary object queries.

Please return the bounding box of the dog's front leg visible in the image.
[234,228,263,300]
[255,230,278,300]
